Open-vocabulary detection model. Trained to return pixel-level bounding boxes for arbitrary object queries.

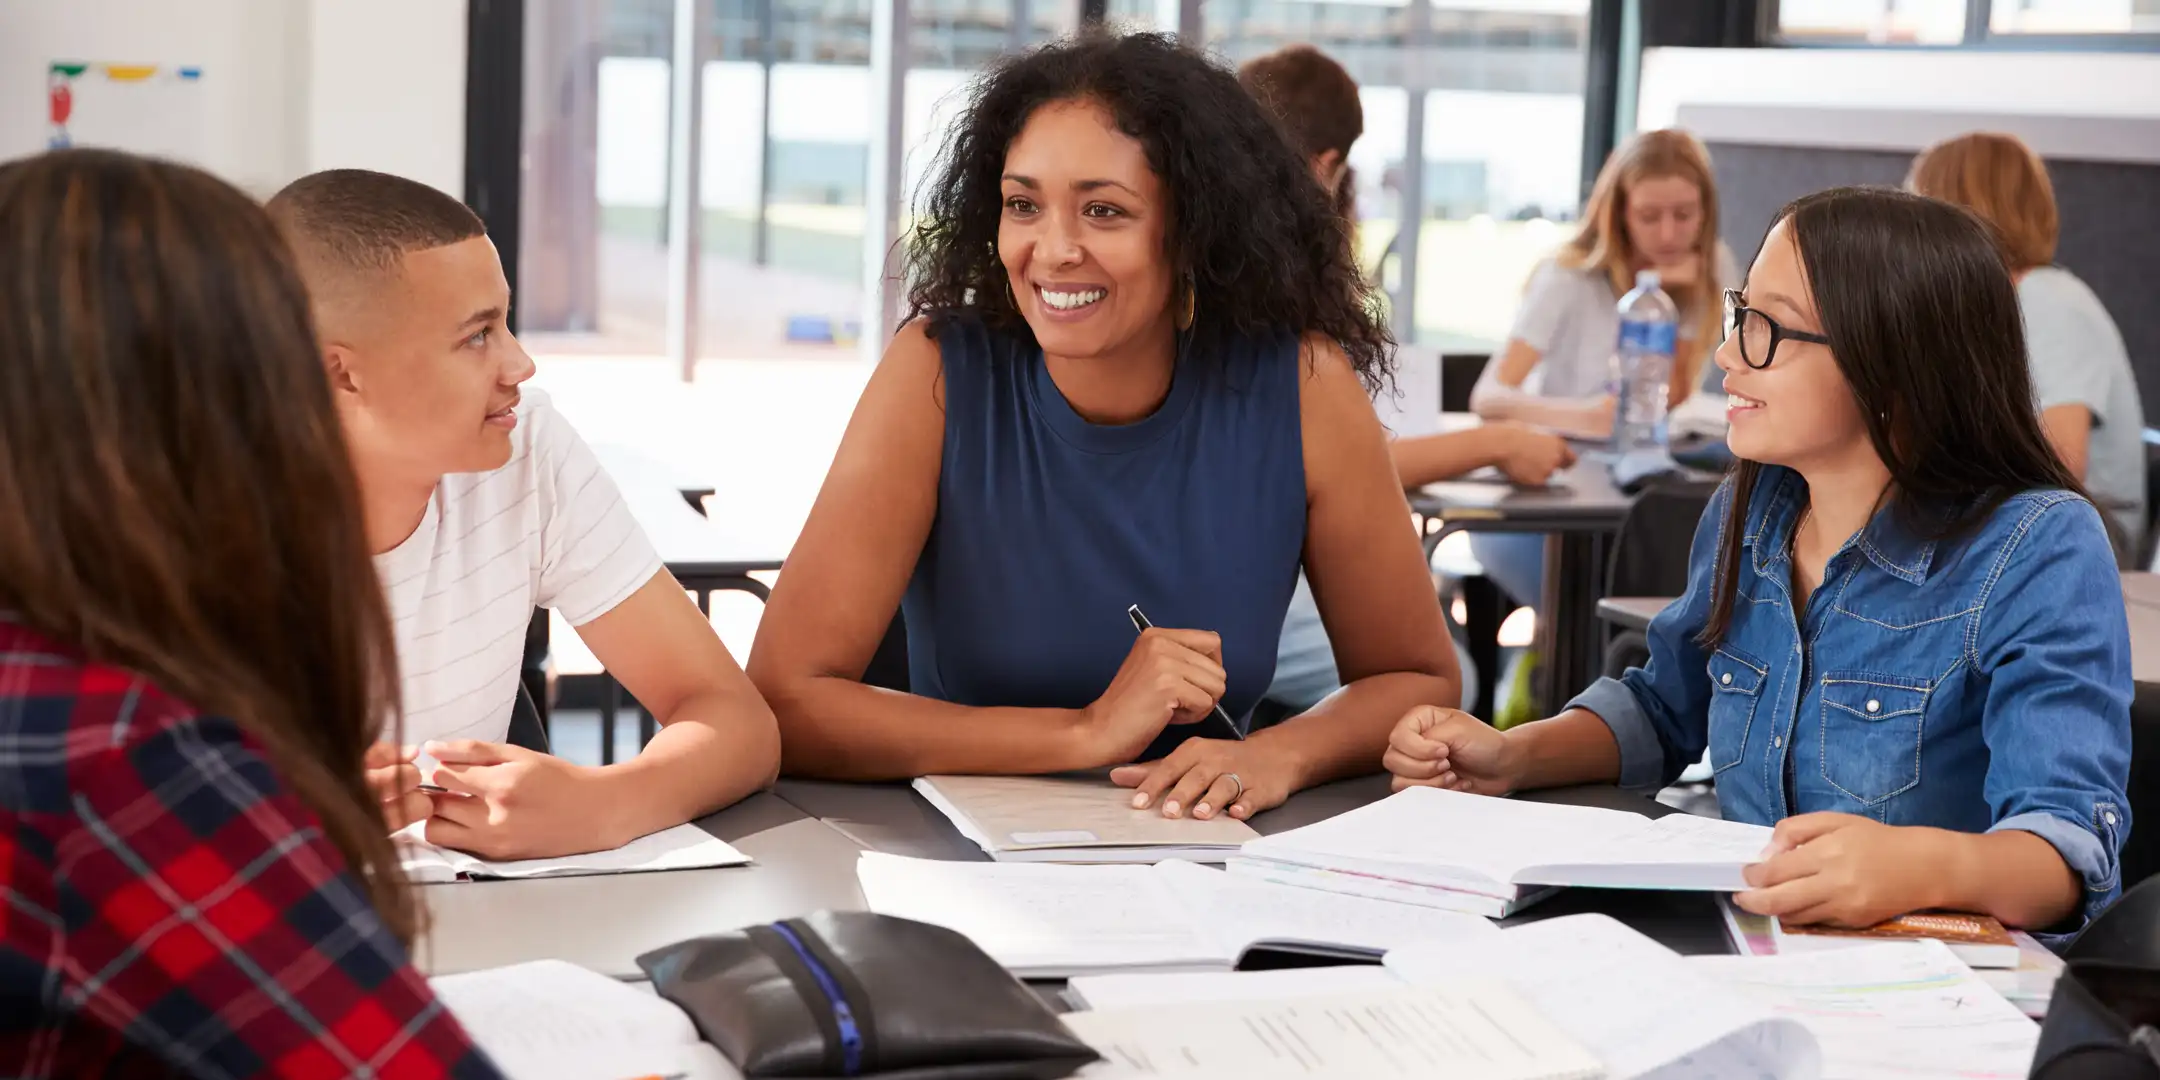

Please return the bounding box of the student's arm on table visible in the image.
[424,571,783,860]
[746,324,1217,781]
[1468,339,1614,439]
[1391,422,1575,488]
[1115,337,1461,821]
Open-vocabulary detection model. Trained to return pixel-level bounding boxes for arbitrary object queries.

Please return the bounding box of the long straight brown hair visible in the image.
[0,150,414,940]
[1699,187,2085,647]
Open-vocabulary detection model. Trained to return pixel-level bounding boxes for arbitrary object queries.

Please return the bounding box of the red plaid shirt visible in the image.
[0,618,502,1079]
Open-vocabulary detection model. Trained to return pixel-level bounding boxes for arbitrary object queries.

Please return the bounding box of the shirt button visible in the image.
[1865,699,1881,714]
[2107,811,2120,826]
[1721,672,1733,686]
[1773,736,1782,749]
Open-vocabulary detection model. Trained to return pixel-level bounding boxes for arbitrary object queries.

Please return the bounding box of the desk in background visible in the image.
[575,445,792,761]
[1412,455,1638,718]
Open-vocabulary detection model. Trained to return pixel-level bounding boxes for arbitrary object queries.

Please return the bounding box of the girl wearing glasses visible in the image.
[1383,187,2131,939]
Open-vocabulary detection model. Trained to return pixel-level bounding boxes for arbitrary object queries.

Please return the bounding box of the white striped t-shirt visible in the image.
[374,387,663,748]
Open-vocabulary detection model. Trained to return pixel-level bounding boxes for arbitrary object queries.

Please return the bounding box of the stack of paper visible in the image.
[396,822,749,884]
[429,959,740,1079]
[854,852,1495,978]
[1388,913,2041,1079]
[1067,984,1605,1080]
[1693,942,2040,1079]
[1719,897,2062,1019]
[915,774,1259,862]
[1387,914,1820,1079]
[1234,787,1774,917]
[1772,912,2021,968]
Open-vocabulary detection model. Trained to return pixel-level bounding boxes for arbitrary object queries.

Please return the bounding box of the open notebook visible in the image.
[396,821,749,883]
[915,774,1260,862]
[1067,984,1603,1080]
[854,852,1494,978]
[1234,787,1773,917]
[429,959,740,1080]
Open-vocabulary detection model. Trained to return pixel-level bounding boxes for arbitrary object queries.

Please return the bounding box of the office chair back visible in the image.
[507,681,551,754]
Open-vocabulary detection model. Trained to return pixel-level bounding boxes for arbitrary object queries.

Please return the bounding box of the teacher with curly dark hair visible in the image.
[748,32,1458,820]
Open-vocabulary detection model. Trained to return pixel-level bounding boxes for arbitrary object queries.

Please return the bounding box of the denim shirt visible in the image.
[1570,467,2133,932]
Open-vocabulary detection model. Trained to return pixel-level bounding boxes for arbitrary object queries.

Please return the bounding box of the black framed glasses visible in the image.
[1724,288,1830,369]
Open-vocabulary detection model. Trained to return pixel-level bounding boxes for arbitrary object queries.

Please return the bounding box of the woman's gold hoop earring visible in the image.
[1177,276,1196,331]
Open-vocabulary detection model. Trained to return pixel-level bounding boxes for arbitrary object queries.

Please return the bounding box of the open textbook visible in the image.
[429,959,741,1080]
[854,852,1494,978]
[1066,984,1604,1080]
[1388,913,2038,1080]
[1235,787,1773,916]
[915,774,1259,862]
[395,821,749,883]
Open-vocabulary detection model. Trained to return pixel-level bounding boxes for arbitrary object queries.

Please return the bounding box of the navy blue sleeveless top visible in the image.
[901,317,1308,752]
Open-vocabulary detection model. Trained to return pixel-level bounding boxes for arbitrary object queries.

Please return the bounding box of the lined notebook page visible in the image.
[1067,985,1603,1080]
[429,959,714,1079]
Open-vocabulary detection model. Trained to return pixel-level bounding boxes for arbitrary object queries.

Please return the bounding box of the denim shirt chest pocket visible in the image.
[1707,645,1769,774]
[1816,672,1931,805]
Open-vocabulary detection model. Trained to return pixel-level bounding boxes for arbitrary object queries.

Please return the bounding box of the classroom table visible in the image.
[1410,458,1638,718]
[413,792,866,979]
[773,774,1735,957]
[1603,572,2160,689]
[415,775,1734,982]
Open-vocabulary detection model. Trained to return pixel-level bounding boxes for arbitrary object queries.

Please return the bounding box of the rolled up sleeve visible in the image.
[1565,480,1731,793]
[1975,495,2134,933]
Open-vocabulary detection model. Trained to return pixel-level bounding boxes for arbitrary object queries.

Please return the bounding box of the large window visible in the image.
[1206,0,1590,351]
[1775,0,2160,43]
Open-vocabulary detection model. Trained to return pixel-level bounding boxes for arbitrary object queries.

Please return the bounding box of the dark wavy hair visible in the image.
[903,32,1393,391]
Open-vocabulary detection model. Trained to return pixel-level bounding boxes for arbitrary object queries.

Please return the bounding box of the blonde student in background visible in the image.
[267,171,780,862]
[1384,188,2132,940]
[1908,131,2146,564]
[1236,43,1573,716]
[1466,128,1739,706]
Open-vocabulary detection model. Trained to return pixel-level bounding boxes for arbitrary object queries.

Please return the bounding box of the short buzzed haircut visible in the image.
[266,168,485,275]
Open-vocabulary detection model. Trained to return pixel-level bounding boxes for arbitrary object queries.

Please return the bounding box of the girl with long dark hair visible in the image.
[1383,187,2131,936]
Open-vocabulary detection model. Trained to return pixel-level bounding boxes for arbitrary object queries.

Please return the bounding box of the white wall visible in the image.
[304,0,467,196]
[0,0,466,198]
[1638,46,2160,131]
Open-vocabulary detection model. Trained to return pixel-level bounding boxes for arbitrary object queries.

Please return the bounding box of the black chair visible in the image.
[2121,682,2160,894]
[1600,478,1720,679]
[507,681,551,754]
[2068,866,2160,965]
[2140,438,2160,571]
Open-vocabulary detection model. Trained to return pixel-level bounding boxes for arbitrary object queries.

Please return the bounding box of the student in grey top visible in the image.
[1912,132,2146,560]
[1467,130,1736,619]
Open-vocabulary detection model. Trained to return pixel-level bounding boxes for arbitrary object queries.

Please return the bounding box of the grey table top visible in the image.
[413,792,868,978]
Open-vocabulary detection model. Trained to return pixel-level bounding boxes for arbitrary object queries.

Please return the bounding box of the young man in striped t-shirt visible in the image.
[268,170,780,861]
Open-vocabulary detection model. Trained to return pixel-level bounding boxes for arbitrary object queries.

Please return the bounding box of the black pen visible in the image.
[1126,604,1245,740]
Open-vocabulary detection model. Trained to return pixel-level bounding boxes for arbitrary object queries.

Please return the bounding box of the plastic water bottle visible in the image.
[1609,269,1678,454]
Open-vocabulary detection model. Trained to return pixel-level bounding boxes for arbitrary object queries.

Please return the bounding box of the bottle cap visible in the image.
[1636,269,1661,290]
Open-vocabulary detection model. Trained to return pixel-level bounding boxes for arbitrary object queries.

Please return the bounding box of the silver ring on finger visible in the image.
[1224,772,1243,804]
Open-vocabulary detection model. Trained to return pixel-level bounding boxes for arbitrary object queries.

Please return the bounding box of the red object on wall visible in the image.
[50,81,73,126]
